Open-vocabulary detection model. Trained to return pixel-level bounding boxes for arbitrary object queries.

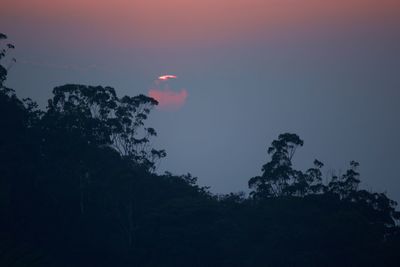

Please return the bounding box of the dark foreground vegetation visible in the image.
[1,33,400,266]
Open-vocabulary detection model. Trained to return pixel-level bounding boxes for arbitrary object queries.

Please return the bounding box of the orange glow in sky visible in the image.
[149,88,188,109]
[2,0,400,47]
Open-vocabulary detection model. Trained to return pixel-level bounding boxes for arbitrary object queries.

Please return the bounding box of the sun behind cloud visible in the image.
[148,74,187,110]
[149,88,188,110]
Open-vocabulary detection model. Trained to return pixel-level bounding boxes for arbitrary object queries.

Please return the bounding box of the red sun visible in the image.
[149,88,188,109]
[149,74,187,110]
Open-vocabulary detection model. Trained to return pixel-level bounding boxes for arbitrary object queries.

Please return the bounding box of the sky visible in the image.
[1,0,400,200]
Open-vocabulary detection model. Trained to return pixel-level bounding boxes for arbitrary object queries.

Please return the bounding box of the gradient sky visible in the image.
[2,0,400,200]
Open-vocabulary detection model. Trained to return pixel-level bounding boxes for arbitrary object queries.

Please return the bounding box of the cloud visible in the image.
[149,88,187,109]
[158,75,177,81]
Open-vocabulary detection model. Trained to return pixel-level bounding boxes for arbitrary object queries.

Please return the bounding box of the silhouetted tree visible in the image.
[2,33,400,267]
[327,160,361,199]
[248,133,305,198]
[1,33,11,85]
[45,84,166,170]
[303,159,325,194]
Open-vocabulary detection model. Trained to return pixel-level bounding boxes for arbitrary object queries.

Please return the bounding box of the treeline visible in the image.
[1,33,400,266]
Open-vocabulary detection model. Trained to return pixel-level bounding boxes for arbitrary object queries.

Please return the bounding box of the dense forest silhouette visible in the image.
[1,33,400,266]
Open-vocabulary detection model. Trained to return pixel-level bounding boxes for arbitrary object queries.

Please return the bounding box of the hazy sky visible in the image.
[1,0,400,200]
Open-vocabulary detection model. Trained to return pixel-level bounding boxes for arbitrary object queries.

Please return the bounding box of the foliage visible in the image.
[249,133,400,229]
[45,84,165,170]
[1,33,400,266]
[0,33,16,86]
[249,133,305,198]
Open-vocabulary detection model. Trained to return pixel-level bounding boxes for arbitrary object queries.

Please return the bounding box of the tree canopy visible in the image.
[1,33,400,266]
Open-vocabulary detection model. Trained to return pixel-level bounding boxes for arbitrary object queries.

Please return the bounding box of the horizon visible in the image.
[2,0,400,202]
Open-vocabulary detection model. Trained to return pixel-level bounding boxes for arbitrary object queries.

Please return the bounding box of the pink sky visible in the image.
[2,0,400,48]
[2,0,400,198]
[149,88,188,109]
